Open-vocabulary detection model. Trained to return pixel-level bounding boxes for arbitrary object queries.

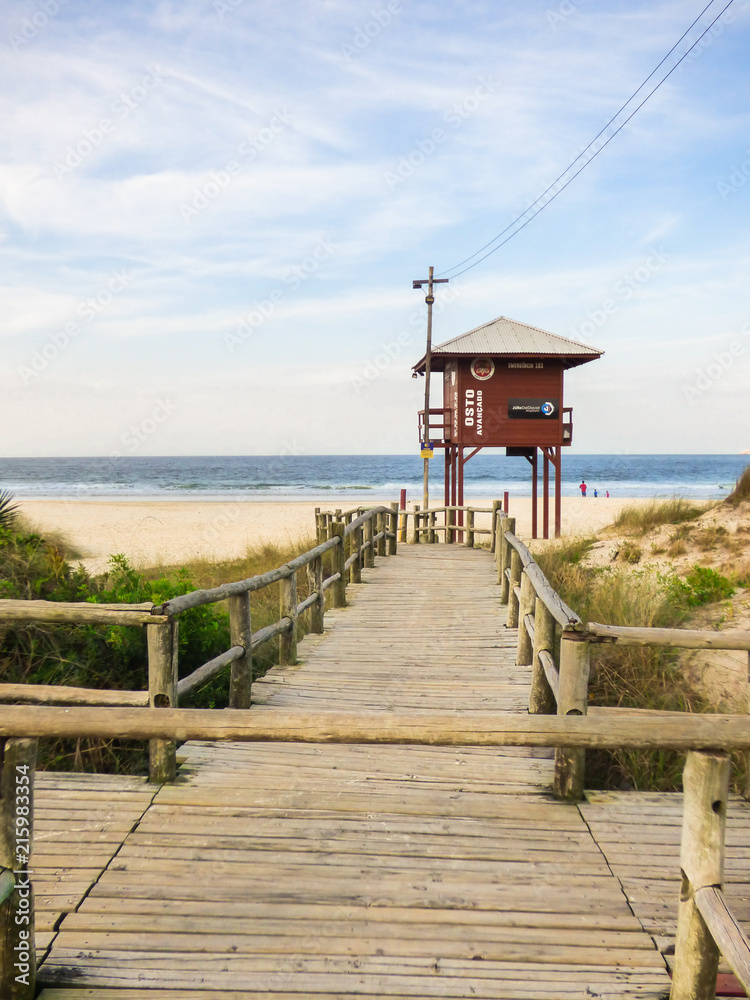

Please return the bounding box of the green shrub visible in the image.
[667,565,735,607]
[0,490,20,530]
[1,523,316,772]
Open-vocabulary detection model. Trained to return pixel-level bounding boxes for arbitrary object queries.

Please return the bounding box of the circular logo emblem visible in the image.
[541,401,555,416]
[470,357,495,381]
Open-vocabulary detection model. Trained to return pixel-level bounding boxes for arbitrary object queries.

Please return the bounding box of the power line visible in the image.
[440,0,737,280]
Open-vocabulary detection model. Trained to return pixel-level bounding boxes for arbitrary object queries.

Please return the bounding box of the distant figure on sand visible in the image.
[606,490,610,498]
[593,489,598,497]
[579,481,587,498]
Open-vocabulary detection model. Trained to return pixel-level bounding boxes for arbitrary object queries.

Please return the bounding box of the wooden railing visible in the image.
[2,712,750,999]
[0,506,397,785]
[3,503,750,997]
[492,507,750,999]
[317,500,505,549]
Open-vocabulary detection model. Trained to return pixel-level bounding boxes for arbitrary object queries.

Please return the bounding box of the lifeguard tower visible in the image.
[413,316,603,538]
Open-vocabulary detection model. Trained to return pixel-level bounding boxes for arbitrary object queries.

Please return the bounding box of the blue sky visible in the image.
[1,0,749,457]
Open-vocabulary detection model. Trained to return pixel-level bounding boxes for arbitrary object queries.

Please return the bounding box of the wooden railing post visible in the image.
[399,507,408,543]
[364,513,375,566]
[389,502,398,555]
[446,507,455,544]
[428,510,436,544]
[1,738,37,1000]
[499,516,515,602]
[465,508,475,548]
[670,750,730,1000]
[307,554,325,633]
[516,570,535,665]
[376,511,386,557]
[506,548,522,629]
[331,521,347,607]
[314,507,322,544]
[529,599,557,715]
[350,523,362,584]
[495,511,504,585]
[147,619,178,783]
[279,571,298,665]
[228,592,252,709]
[490,500,502,553]
[553,633,591,801]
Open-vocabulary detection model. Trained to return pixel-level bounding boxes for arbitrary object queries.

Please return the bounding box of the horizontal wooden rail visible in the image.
[538,649,559,700]
[588,622,750,650]
[250,619,291,650]
[0,599,168,625]
[504,531,581,630]
[177,646,245,699]
[296,591,319,615]
[2,705,750,748]
[157,536,341,615]
[694,886,750,992]
[0,684,148,707]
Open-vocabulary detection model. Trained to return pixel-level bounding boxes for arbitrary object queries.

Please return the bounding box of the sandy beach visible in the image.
[20,496,652,575]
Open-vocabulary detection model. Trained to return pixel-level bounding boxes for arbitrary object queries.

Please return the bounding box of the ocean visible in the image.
[0,455,747,503]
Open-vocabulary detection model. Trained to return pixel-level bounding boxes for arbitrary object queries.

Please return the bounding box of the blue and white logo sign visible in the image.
[541,401,555,416]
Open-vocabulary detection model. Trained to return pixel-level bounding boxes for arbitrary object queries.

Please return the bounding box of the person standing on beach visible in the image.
[579,480,587,497]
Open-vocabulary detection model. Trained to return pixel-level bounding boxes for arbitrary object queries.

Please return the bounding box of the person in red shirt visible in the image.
[579,480,587,497]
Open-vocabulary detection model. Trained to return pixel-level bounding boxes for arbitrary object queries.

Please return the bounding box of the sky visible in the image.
[1,0,749,458]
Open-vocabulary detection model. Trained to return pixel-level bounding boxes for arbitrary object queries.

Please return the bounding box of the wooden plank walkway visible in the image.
[35,546,676,998]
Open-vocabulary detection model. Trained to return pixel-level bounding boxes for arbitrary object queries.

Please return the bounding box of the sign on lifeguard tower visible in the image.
[413,316,602,539]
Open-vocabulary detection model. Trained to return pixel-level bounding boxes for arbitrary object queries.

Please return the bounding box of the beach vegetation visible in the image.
[616,541,642,564]
[0,522,318,773]
[0,489,20,531]
[611,497,715,535]
[666,565,736,608]
[724,464,750,507]
[534,542,717,792]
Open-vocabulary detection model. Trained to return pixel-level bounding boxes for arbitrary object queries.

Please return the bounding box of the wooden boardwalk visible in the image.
[31,544,747,998]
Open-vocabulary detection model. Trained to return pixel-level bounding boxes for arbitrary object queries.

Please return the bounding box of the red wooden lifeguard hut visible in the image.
[413,316,603,538]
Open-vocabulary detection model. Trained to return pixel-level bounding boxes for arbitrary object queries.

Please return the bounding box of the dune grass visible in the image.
[725,464,750,507]
[534,537,716,792]
[611,497,716,536]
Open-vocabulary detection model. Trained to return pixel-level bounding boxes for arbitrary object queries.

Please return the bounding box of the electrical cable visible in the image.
[439,0,737,280]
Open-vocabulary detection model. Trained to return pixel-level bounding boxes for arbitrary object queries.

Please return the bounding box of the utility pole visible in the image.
[413,267,449,514]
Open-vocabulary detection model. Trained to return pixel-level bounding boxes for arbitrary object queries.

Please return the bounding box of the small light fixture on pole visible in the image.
[413,266,449,514]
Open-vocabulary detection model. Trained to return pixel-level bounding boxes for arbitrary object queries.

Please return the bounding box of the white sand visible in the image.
[20,496,650,575]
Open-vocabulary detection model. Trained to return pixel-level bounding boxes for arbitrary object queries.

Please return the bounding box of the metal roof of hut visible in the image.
[413,316,603,372]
